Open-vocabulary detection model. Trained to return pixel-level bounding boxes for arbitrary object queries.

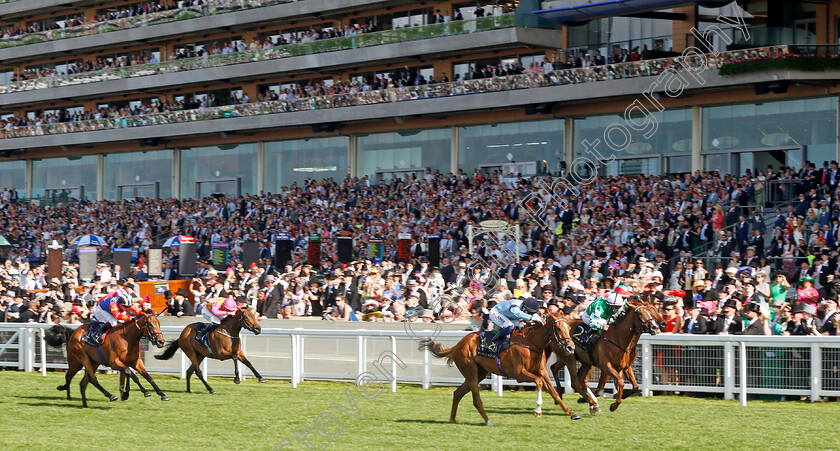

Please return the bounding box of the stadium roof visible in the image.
[534,0,733,25]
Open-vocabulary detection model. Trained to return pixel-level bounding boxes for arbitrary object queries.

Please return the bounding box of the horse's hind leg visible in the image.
[450,381,470,423]
[58,354,82,400]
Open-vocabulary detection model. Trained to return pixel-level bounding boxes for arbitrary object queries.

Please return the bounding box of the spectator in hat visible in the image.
[681,303,708,334]
[326,295,358,321]
[263,275,284,319]
[738,302,767,335]
[713,299,742,334]
[796,276,819,308]
[784,303,820,335]
[770,272,790,305]
[819,297,839,335]
[167,288,194,317]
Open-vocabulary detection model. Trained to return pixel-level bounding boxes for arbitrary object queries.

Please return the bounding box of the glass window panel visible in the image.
[574,109,690,162]
[703,97,837,165]
[357,129,450,181]
[180,144,257,199]
[0,160,26,198]
[458,119,564,175]
[103,150,173,200]
[264,137,349,192]
[31,155,97,202]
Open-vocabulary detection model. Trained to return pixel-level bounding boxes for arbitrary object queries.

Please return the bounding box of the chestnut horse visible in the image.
[45,310,169,407]
[154,305,263,393]
[419,315,579,426]
[571,297,660,411]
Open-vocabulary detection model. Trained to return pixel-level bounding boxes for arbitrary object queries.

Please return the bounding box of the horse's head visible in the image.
[626,298,660,336]
[237,305,261,335]
[139,309,166,347]
[546,312,574,355]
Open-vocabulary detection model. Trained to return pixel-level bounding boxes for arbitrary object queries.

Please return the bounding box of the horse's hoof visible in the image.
[56,385,66,391]
[590,405,602,414]
[161,395,170,401]
[209,390,216,395]
[143,392,152,398]
[533,411,542,418]
[570,413,581,420]
[121,393,129,401]
[577,397,588,404]
[610,403,619,412]
[258,378,266,383]
[234,378,240,385]
[486,421,495,427]
[109,395,118,402]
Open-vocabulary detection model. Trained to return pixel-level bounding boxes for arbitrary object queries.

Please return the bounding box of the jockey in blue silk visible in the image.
[489,297,543,343]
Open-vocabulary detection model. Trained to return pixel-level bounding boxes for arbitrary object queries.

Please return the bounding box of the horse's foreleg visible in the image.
[537,367,580,420]
[601,363,624,411]
[623,367,640,399]
[132,359,169,401]
[235,351,265,383]
[83,364,117,405]
[233,358,241,384]
[120,371,129,401]
[58,357,82,401]
[191,355,215,394]
[125,367,151,398]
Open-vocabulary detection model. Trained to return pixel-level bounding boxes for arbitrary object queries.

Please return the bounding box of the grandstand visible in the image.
[0,0,835,201]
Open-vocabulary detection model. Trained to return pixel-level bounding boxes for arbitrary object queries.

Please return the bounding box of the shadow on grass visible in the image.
[393,419,486,426]
[14,400,110,410]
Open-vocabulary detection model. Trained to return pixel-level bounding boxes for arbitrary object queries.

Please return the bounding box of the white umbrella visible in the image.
[69,234,108,247]
[163,235,196,248]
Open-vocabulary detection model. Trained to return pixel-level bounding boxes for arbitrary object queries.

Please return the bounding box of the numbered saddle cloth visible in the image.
[194,323,216,354]
[476,331,510,360]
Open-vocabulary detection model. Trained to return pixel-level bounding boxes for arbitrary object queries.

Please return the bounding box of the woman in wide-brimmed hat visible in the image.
[796,275,819,308]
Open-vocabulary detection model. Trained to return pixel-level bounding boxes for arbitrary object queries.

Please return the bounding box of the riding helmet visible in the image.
[119,296,133,308]
[521,297,540,314]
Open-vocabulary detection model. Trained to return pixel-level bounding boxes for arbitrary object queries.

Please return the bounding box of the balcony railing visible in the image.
[0,0,290,50]
[0,14,517,95]
[0,45,789,140]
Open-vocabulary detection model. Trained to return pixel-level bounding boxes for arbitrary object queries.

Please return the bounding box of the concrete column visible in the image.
[564,117,574,166]
[692,105,702,172]
[172,148,181,199]
[257,141,265,194]
[96,154,104,201]
[433,60,453,82]
[817,2,829,45]
[451,126,459,174]
[671,5,698,52]
[348,135,357,178]
[25,159,32,199]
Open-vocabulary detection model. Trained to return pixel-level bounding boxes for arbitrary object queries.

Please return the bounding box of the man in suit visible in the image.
[166,288,194,317]
[112,265,127,284]
[162,261,178,281]
[682,304,708,334]
[17,300,38,323]
[713,299,743,334]
[262,275,284,318]
[736,216,751,254]
[819,297,839,335]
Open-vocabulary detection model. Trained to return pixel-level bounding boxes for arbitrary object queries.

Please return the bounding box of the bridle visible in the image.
[236,309,260,334]
[548,317,574,352]
[629,304,658,335]
[134,313,163,343]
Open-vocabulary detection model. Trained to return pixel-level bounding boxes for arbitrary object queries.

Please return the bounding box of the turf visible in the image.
[1,371,837,450]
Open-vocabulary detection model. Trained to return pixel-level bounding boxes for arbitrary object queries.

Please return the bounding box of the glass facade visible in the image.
[180,143,257,198]
[702,97,837,174]
[0,160,26,198]
[357,128,450,181]
[31,155,97,202]
[574,109,691,175]
[458,119,564,174]
[103,150,173,200]
[264,137,348,192]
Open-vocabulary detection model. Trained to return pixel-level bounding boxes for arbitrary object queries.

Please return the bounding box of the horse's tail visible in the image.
[154,340,180,360]
[44,325,72,348]
[418,339,456,367]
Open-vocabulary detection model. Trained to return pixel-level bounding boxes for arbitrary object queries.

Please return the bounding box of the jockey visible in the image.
[83,292,142,345]
[579,288,628,347]
[196,296,237,341]
[489,297,542,343]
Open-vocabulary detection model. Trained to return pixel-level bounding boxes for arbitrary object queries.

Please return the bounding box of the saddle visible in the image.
[571,322,596,354]
[476,330,511,360]
[194,323,216,355]
[81,321,110,347]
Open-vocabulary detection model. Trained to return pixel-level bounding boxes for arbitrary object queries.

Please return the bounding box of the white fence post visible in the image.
[290,333,299,388]
[724,341,734,401]
[422,346,431,389]
[494,374,503,396]
[180,349,187,379]
[390,336,397,393]
[298,335,305,383]
[39,329,47,377]
[357,335,366,377]
[811,342,821,402]
[238,334,246,381]
[23,327,33,372]
[641,340,652,397]
[739,342,747,407]
[563,366,573,395]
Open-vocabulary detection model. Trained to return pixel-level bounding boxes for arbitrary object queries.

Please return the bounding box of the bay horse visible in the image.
[587,302,666,400]
[154,305,263,393]
[44,310,169,407]
[571,297,660,411]
[419,315,579,426]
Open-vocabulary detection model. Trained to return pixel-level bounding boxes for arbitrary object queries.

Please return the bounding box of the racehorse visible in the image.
[419,315,579,426]
[587,302,666,400]
[571,297,660,411]
[44,310,169,407]
[154,305,263,393]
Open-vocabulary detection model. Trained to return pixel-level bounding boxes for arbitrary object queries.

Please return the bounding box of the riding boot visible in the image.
[492,326,514,343]
[96,323,112,345]
[586,329,602,347]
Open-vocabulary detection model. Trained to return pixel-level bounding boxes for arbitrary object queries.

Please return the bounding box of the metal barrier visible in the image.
[1,323,837,405]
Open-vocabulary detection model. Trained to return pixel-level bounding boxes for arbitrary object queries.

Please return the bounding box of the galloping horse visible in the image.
[155,305,263,393]
[45,310,169,407]
[419,315,579,426]
[572,297,660,411]
[587,301,666,400]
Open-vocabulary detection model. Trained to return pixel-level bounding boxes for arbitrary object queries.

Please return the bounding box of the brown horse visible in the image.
[571,297,661,411]
[44,310,169,407]
[154,305,263,393]
[588,302,666,400]
[419,315,579,426]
